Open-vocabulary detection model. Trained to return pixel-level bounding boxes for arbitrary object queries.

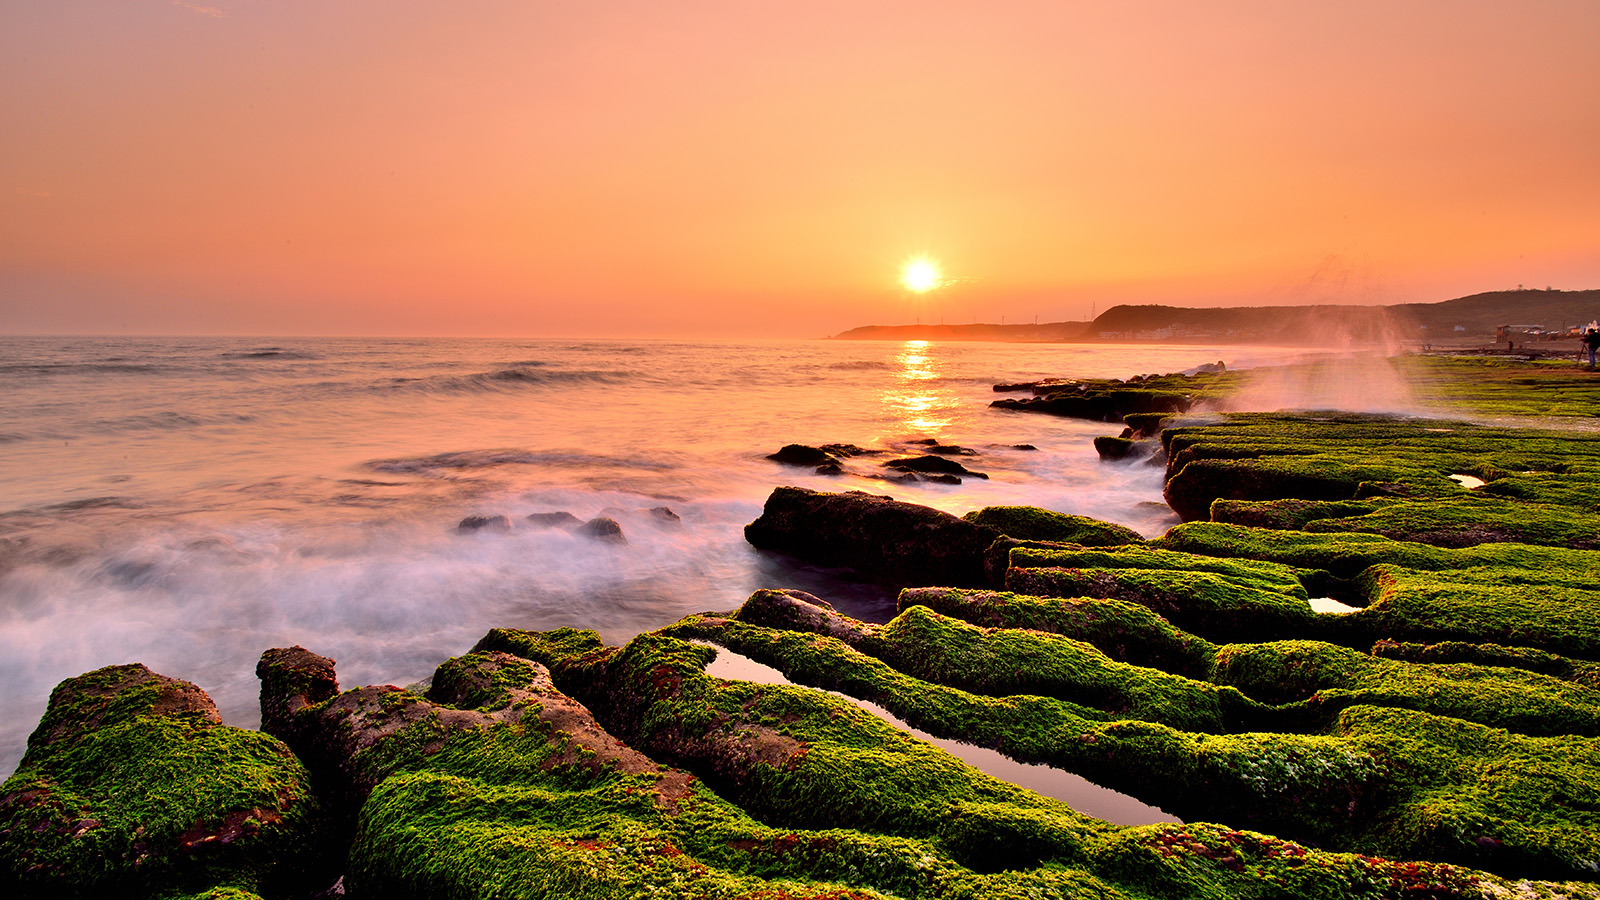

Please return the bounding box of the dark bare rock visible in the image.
[646,506,681,523]
[2,663,323,899]
[526,511,582,529]
[457,514,512,533]
[884,455,988,479]
[1094,435,1139,460]
[744,486,1002,589]
[991,388,1192,422]
[820,443,877,458]
[578,516,626,543]
[815,462,843,476]
[767,444,837,466]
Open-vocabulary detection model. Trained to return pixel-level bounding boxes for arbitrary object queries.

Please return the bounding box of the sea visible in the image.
[0,335,1316,777]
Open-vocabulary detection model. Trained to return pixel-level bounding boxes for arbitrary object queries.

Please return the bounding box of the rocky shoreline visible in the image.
[6,355,1600,899]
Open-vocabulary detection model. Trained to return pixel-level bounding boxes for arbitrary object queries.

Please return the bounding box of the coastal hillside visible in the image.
[832,288,1600,345]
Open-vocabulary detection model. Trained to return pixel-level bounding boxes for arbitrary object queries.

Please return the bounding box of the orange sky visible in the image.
[3,1,1598,337]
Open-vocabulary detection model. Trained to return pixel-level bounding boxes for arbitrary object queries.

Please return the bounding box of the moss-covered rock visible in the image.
[1158,411,1600,547]
[1002,544,1318,644]
[650,611,1600,881]
[897,588,1217,680]
[1152,523,1600,658]
[963,506,1144,546]
[0,665,323,900]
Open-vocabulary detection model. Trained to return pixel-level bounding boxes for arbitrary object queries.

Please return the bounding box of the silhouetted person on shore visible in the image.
[1583,328,1600,368]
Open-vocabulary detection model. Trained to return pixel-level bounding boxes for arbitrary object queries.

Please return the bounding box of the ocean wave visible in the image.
[367,448,677,475]
[219,348,316,360]
[378,366,633,395]
[0,362,166,377]
[87,411,256,434]
[0,496,143,519]
[823,360,896,371]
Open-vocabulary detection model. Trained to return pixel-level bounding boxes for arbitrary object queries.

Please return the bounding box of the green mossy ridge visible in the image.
[1158,521,1600,583]
[897,588,1217,680]
[1346,565,1600,660]
[865,604,1261,733]
[900,588,1600,738]
[655,617,1386,845]
[1394,355,1600,420]
[963,506,1145,546]
[1210,498,1384,531]
[1150,523,1600,658]
[481,624,1600,896]
[0,668,321,900]
[1217,492,1600,550]
[479,628,1110,847]
[1372,640,1600,687]
[1212,640,1600,737]
[346,643,1154,899]
[1478,468,1600,510]
[652,614,1600,882]
[1159,409,1600,542]
[1003,544,1318,645]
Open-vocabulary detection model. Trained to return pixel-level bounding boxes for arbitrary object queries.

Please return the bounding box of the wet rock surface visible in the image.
[744,486,1002,589]
[883,454,989,479]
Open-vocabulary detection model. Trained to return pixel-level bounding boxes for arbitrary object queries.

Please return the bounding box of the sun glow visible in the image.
[901,257,942,293]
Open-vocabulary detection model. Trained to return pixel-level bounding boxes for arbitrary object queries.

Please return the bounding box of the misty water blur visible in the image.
[0,336,1318,775]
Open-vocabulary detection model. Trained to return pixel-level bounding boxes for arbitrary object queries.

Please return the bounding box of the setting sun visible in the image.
[902,258,942,293]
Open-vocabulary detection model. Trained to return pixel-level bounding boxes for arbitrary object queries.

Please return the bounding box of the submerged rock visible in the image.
[744,486,1001,589]
[456,514,512,533]
[1093,435,1138,460]
[882,454,988,479]
[1,664,324,899]
[766,444,836,466]
[525,510,581,528]
[577,516,626,542]
[646,505,681,523]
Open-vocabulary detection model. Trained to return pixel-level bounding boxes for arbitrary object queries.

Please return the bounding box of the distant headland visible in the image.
[830,287,1600,347]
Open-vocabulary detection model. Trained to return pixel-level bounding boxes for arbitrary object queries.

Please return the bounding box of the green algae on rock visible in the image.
[478,621,1600,897]
[654,590,1600,883]
[1159,411,1600,545]
[0,665,323,900]
[1150,523,1600,658]
[963,506,1145,547]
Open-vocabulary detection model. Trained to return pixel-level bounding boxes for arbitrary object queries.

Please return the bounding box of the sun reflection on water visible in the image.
[884,340,953,433]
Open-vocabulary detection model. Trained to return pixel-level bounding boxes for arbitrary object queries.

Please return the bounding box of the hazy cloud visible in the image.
[12,187,54,198]
[172,1,226,17]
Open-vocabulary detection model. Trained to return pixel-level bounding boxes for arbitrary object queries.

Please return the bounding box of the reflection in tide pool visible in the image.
[1309,597,1364,615]
[697,641,1181,828]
